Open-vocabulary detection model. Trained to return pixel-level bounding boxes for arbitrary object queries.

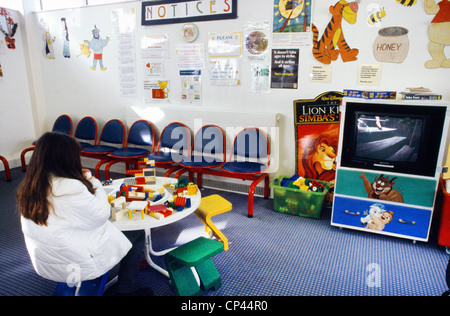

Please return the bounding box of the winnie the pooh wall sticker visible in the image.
[424,0,450,68]
[311,0,360,64]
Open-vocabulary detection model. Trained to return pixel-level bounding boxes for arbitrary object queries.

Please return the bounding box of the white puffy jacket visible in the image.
[21,176,132,283]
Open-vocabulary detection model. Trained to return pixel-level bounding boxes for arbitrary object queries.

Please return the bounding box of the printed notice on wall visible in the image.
[143,79,170,103]
[180,70,201,104]
[310,65,331,83]
[270,49,299,89]
[357,64,382,86]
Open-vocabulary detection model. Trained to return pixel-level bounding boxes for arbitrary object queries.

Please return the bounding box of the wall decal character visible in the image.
[39,18,55,59]
[88,25,110,71]
[0,8,18,49]
[363,203,394,231]
[61,17,70,58]
[311,0,359,64]
[396,0,417,6]
[424,0,450,68]
[360,173,404,203]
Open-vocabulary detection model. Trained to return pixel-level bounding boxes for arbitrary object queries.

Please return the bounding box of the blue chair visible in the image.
[81,119,126,179]
[53,271,109,296]
[21,114,73,171]
[176,125,225,183]
[221,127,270,175]
[103,120,155,180]
[147,122,191,176]
[220,127,270,217]
[74,116,97,149]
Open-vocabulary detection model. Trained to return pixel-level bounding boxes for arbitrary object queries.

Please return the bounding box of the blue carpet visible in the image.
[0,167,449,296]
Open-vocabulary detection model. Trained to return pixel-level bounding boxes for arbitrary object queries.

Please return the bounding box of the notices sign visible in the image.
[270,49,299,89]
[141,0,237,26]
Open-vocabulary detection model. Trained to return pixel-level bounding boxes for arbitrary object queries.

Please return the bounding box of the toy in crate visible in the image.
[270,175,329,219]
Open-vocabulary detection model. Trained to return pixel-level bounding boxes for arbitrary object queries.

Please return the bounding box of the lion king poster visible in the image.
[294,91,342,189]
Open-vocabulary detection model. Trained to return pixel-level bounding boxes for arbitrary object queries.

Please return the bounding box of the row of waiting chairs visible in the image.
[20,114,271,217]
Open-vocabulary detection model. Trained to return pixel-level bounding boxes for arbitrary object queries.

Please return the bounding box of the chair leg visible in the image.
[195,258,222,291]
[0,156,11,181]
[104,159,120,180]
[174,168,189,179]
[247,173,269,218]
[94,158,112,180]
[20,147,35,172]
[164,259,202,296]
[164,165,182,177]
[264,174,270,199]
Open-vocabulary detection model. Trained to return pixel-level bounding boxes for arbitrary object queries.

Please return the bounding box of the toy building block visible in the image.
[292,177,309,191]
[116,184,154,202]
[163,182,177,194]
[187,183,198,195]
[128,201,150,220]
[165,195,191,211]
[126,158,156,185]
[110,196,127,221]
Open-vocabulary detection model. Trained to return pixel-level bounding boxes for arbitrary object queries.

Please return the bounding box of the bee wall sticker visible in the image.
[396,0,417,6]
[367,7,386,25]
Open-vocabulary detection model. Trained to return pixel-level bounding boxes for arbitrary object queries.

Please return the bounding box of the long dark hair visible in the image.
[17,132,95,226]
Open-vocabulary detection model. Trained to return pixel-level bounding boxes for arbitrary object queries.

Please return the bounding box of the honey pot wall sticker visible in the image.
[0,8,18,49]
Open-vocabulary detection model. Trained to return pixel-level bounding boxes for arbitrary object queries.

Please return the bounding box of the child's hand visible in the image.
[82,169,93,180]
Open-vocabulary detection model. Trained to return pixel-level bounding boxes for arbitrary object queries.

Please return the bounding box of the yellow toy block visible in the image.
[187,183,198,195]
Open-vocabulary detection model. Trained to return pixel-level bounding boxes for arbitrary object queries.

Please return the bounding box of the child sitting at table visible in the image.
[17,132,152,296]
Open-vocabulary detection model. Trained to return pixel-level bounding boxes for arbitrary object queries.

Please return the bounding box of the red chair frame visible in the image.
[0,156,11,181]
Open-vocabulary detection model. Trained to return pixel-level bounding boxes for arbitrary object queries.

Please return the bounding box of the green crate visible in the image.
[270,175,330,219]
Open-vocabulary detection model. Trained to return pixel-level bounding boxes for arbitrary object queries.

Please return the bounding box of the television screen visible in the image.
[355,114,424,163]
[341,101,447,177]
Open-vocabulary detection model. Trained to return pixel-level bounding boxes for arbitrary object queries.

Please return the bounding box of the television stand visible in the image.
[331,98,450,242]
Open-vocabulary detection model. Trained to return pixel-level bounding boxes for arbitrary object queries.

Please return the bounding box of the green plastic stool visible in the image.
[164,237,224,296]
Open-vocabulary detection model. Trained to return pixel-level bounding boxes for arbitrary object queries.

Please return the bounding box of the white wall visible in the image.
[0,8,36,169]
[5,0,450,177]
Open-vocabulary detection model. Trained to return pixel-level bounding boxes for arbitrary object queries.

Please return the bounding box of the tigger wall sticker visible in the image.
[311,0,360,64]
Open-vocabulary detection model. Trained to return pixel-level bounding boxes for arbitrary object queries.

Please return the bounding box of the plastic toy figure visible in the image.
[88,25,109,71]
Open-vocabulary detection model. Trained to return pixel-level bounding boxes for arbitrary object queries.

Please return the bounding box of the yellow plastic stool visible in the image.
[195,195,232,251]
